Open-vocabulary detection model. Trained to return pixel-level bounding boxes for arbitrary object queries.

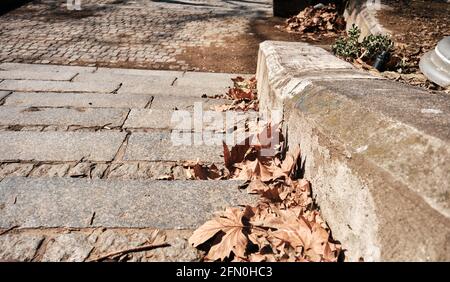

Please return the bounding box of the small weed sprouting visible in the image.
[361,33,393,60]
[332,24,393,61]
[332,24,361,60]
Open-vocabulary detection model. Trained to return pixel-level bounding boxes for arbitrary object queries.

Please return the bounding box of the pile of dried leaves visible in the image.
[213,76,258,112]
[278,4,345,34]
[188,124,342,262]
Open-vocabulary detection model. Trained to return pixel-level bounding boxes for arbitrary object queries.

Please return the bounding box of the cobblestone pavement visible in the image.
[0,62,260,261]
[0,0,272,71]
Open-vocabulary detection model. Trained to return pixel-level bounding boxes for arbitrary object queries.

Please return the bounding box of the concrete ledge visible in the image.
[256,41,377,111]
[256,41,450,261]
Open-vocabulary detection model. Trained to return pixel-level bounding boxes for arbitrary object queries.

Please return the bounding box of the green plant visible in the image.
[332,24,361,60]
[332,24,393,61]
[361,34,393,60]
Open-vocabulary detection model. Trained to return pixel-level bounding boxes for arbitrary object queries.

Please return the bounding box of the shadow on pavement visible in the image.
[0,0,32,16]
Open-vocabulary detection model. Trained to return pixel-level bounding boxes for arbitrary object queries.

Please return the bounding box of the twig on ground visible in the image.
[88,243,170,262]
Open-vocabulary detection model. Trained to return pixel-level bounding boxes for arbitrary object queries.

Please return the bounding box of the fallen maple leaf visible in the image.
[182,161,225,180]
[280,144,301,177]
[189,207,251,261]
[262,209,312,249]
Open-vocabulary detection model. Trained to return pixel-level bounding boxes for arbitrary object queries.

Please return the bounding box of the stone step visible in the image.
[3,92,153,108]
[0,177,255,229]
[123,132,223,163]
[3,92,229,110]
[95,67,182,77]
[174,71,242,89]
[0,161,214,181]
[0,80,120,93]
[0,70,77,81]
[123,108,250,133]
[150,95,230,110]
[123,109,176,130]
[0,131,223,163]
[73,71,176,86]
[0,62,96,74]
[0,106,129,128]
[118,84,230,97]
[0,228,200,262]
[0,131,127,162]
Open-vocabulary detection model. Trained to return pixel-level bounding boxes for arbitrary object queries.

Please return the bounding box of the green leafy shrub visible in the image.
[361,34,393,60]
[332,24,361,60]
[332,24,393,61]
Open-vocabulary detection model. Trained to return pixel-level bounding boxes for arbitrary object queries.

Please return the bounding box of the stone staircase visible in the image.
[0,63,255,261]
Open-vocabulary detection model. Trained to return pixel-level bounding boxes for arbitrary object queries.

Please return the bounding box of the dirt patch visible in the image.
[376,0,450,90]
[178,17,340,73]
[378,0,450,52]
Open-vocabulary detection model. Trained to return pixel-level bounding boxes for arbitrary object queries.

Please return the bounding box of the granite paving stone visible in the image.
[150,95,231,110]
[95,67,183,77]
[118,84,230,97]
[0,107,129,127]
[0,80,120,93]
[0,132,126,161]
[123,132,223,163]
[4,92,153,108]
[29,164,71,178]
[0,233,44,262]
[89,229,201,262]
[0,70,77,81]
[73,72,176,85]
[0,177,256,229]
[175,72,244,89]
[41,233,94,262]
[0,63,96,74]
[123,109,175,130]
[123,108,244,133]
[0,163,34,179]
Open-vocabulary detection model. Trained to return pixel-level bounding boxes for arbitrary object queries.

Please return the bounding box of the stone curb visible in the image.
[343,0,391,38]
[256,40,450,262]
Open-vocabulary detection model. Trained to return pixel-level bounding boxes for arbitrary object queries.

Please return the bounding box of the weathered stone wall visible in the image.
[256,40,450,261]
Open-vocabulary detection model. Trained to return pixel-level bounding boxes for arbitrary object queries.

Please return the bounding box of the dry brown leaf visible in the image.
[224,76,258,111]
[280,144,301,176]
[189,207,251,261]
[247,178,268,194]
[182,161,224,180]
[263,210,312,249]
[308,222,331,258]
[213,104,231,112]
